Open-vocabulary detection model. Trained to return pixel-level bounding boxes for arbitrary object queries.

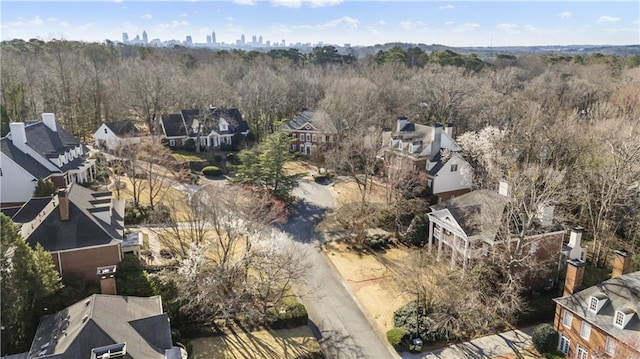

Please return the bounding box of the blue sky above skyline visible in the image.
[1,1,639,47]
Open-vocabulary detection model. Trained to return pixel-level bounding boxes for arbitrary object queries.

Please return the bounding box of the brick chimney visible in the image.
[9,122,28,153]
[612,249,632,279]
[563,259,586,296]
[42,113,57,132]
[97,265,117,295]
[58,188,69,221]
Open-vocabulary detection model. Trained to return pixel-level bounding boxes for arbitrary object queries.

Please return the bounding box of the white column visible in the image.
[450,236,456,270]
[463,238,470,271]
[428,220,434,253]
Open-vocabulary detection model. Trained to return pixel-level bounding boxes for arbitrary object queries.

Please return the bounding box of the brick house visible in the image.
[381,117,472,202]
[281,110,337,155]
[6,184,126,281]
[426,186,569,288]
[553,251,639,358]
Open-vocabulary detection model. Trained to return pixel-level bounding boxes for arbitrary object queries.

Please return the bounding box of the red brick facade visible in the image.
[51,244,122,281]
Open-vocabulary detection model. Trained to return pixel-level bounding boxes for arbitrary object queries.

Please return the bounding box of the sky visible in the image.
[1,1,639,47]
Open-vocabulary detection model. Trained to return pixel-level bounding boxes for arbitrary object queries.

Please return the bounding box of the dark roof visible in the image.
[281,110,336,133]
[0,138,56,179]
[29,294,175,359]
[24,122,79,158]
[554,271,640,347]
[10,197,52,223]
[0,206,21,219]
[400,123,415,132]
[105,120,141,137]
[161,113,188,138]
[25,184,123,252]
[428,151,445,176]
[204,107,249,135]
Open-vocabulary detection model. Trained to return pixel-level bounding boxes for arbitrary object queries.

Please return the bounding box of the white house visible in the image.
[93,120,143,152]
[382,118,473,201]
[0,113,95,206]
[160,107,249,149]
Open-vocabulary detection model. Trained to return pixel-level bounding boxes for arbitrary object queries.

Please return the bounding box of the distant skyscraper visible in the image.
[212,31,216,45]
[252,35,257,45]
[142,31,148,45]
[258,35,263,45]
[185,35,192,45]
[206,35,212,44]
[122,32,129,43]
[240,34,245,45]
[281,39,286,47]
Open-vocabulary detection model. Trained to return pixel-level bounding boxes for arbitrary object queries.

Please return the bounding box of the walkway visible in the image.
[401,326,538,359]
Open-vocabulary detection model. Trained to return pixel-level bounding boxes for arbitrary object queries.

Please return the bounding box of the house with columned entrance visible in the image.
[281,110,337,155]
[0,113,95,207]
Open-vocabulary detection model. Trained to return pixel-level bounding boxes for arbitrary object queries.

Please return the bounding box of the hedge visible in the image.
[202,166,223,177]
[532,323,558,354]
[267,302,308,329]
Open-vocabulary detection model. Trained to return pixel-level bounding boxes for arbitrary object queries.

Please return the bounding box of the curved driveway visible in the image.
[282,181,399,359]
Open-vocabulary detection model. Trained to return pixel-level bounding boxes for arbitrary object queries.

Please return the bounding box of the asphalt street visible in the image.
[282,181,399,359]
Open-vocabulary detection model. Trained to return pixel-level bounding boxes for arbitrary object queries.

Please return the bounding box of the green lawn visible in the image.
[171,150,210,162]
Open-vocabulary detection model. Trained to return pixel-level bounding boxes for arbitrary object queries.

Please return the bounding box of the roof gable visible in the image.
[161,114,188,137]
[104,120,141,137]
[282,110,336,133]
[1,138,57,178]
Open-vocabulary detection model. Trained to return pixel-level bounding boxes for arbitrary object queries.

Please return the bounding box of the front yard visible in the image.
[190,327,322,359]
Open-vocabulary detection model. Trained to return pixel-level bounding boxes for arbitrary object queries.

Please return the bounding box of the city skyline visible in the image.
[1,1,639,47]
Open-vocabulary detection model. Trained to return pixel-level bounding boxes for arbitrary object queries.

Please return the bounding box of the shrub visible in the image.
[267,302,308,329]
[213,155,222,163]
[183,139,196,152]
[188,160,208,172]
[115,254,155,297]
[532,323,558,354]
[202,166,222,177]
[364,233,392,250]
[159,248,173,259]
[387,327,410,352]
[402,214,429,247]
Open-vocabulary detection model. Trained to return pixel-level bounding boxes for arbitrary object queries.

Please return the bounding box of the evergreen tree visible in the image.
[1,214,62,354]
[33,179,56,197]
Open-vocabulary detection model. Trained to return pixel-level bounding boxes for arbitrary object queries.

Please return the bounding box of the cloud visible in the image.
[141,14,152,20]
[366,26,379,35]
[47,17,57,22]
[3,16,44,28]
[180,13,188,17]
[60,21,69,28]
[454,22,479,31]
[596,16,620,23]
[272,0,302,7]
[158,20,189,28]
[233,0,256,5]
[438,5,455,10]
[376,20,387,26]
[559,11,571,19]
[325,16,358,28]
[399,20,428,30]
[523,25,537,32]
[113,0,122,3]
[445,21,454,25]
[272,16,359,33]
[307,0,343,7]
[226,16,234,21]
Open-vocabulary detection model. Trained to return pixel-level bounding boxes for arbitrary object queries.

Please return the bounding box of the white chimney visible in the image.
[430,123,443,160]
[498,180,510,197]
[568,227,583,248]
[9,122,28,153]
[42,113,57,132]
[396,116,407,132]
[444,123,454,137]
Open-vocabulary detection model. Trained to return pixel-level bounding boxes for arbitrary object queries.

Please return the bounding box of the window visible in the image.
[312,134,317,142]
[299,134,304,141]
[614,311,625,328]
[562,311,573,327]
[580,321,591,340]
[589,297,599,312]
[306,134,311,142]
[450,164,458,172]
[558,335,570,355]
[104,128,108,134]
[169,139,175,147]
[291,144,297,151]
[605,336,616,356]
[576,345,588,359]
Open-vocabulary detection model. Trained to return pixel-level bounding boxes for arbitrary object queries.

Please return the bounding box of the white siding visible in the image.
[431,156,473,195]
[93,124,141,152]
[0,153,38,203]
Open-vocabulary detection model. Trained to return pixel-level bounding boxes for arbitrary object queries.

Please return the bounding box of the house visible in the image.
[93,120,143,152]
[281,110,337,155]
[7,184,127,280]
[554,251,639,358]
[426,186,567,286]
[160,107,249,149]
[27,294,182,359]
[381,117,472,201]
[0,113,96,207]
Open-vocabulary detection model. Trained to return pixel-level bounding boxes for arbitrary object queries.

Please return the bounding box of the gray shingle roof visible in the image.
[554,271,640,347]
[25,184,123,252]
[10,197,52,223]
[0,138,56,179]
[282,110,337,133]
[161,113,188,137]
[205,107,249,135]
[105,120,141,137]
[24,122,79,158]
[29,295,173,359]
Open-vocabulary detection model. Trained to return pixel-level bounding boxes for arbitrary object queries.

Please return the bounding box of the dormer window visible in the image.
[588,295,608,314]
[614,310,633,329]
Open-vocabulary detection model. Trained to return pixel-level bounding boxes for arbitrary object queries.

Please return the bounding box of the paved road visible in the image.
[282,181,400,359]
[401,326,537,359]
